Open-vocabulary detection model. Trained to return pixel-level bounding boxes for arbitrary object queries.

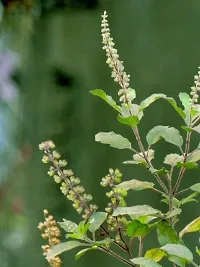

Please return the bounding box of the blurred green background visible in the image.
[0,0,199,266]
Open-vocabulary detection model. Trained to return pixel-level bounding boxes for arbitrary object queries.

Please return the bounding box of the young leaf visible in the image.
[126,220,149,237]
[161,195,180,208]
[157,221,182,246]
[75,246,98,260]
[88,212,107,233]
[133,149,154,163]
[190,183,200,193]
[166,208,182,219]
[168,255,186,267]
[161,244,193,262]
[164,154,183,166]
[46,241,89,260]
[117,114,139,127]
[180,192,199,205]
[193,124,200,134]
[187,151,200,162]
[66,233,85,240]
[116,179,154,191]
[176,162,198,169]
[146,126,183,148]
[179,217,200,237]
[90,89,121,112]
[58,219,78,233]
[145,248,166,262]
[78,221,90,235]
[95,132,132,150]
[179,93,191,110]
[131,257,162,267]
[113,205,161,217]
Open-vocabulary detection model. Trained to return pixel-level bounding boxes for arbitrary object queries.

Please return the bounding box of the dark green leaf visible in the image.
[145,248,165,262]
[126,220,149,237]
[75,246,97,260]
[95,132,132,150]
[146,126,183,148]
[157,221,182,246]
[190,183,200,193]
[88,212,107,233]
[113,205,161,217]
[131,257,162,267]
[90,89,121,112]
[46,241,89,260]
[179,217,200,237]
[116,179,154,191]
[117,114,139,127]
[161,244,193,262]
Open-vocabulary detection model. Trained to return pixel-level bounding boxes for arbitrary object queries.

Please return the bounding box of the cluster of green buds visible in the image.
[39,141,98,220]
[190,67,200,105]
[101,169,129,233]
[101,11,133,105]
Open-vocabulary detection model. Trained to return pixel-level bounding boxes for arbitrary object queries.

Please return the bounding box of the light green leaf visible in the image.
[66,233,85,240]
[193,125,200,134]
[181,126,192,132]
[46,241,89,260]
[146,126,183,148]
[113,205,161,217]
[179,93,191,110]
[116,179,154,191]
[133,149,154,163]
[126,220,149,237]
[90,89,121,112]
[157,221,182,246]
[166,208,182,218]
[75,246,97,260]
[180,192,199,205]
[176,162,198,169]
[164,154,183,166]
[187,151,200,162]
[190,183,200,193]
[125,88,136,101]
[179,217,200,237]
[117,114,139,127]
[58,219,78,233]
[121,103,143,120]
[161,244,193,262]
[88,212,107,233]
[131,257,162,267]
[145,248,166,262]
[95,132,132,150]
[168,255,186,267]
[78,221,90,235]
[161,195,180,208]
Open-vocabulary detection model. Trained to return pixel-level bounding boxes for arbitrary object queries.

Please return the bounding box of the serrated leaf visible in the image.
[75,246,97,260]
[126,220,149,237]
[157,221,181,246]
[161,244,193,262]
[187,151,200,162]
[116,179,154,191]
[164,154,183,166]
[46,241,89,260]
[117,114,139,127]
[145,248,165,262]
[166,208,182,218]
[95,132,132,150]
[88,212,107,233]
[113,205,161,217]
[131,257,162,267]
[179,217,200,237]
[133,149,154,163]
[139,94,185,119]
[190,183,200,193]
[58,219,78,233]
[146,126,183,148]
[180,192,199,205]
[90,89,121,112]
[179,93,191,110]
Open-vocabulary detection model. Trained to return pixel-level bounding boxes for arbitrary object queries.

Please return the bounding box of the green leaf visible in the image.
[145,248,165,262]
[75,246,97,260]
[126,220,149,237]
[181,126,192,132]
[78,221,90,235]
[88,212,107,233]
[116,179,154,191]
[179,217,200,237]
[66,233,85,240]
[113,205,161,217]
[161,195,180,208]
[166,208,182,219]
[131,257,162,267]
[180,192,199,205]
[58,219,78,233]
[187,151,200,162]
[193,124,200,134]
[125,88,136,101]
[117,114,139,127]
[121,103,143,120]
[146,126,183,148]
[161,244,193,262]
[179,93,191,110]
[190,183,200,193]
[157,221,182,246]
[95,132,132,150]
[46,241,89,260]
[164,154,183,166]
[176,162,198,169]
[168,255,186,267]
[133,149,155,163]
[90,89,121,112]
[139,94,185,119]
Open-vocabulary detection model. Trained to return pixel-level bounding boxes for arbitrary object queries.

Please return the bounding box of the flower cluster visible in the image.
[39,141,98,220]
[38,210,62,267]
[101,11,132,104]
[190,67,200,105]
[101,169,129,233]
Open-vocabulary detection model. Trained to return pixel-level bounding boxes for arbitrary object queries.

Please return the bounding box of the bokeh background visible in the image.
[0,0,200,266]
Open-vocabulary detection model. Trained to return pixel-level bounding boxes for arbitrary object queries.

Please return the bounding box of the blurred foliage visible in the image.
[0,0,200,267]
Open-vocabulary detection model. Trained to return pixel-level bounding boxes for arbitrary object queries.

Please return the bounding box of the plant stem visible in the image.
[191,261,199,267]
[175,187,190,196]
[138,237,143,257]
